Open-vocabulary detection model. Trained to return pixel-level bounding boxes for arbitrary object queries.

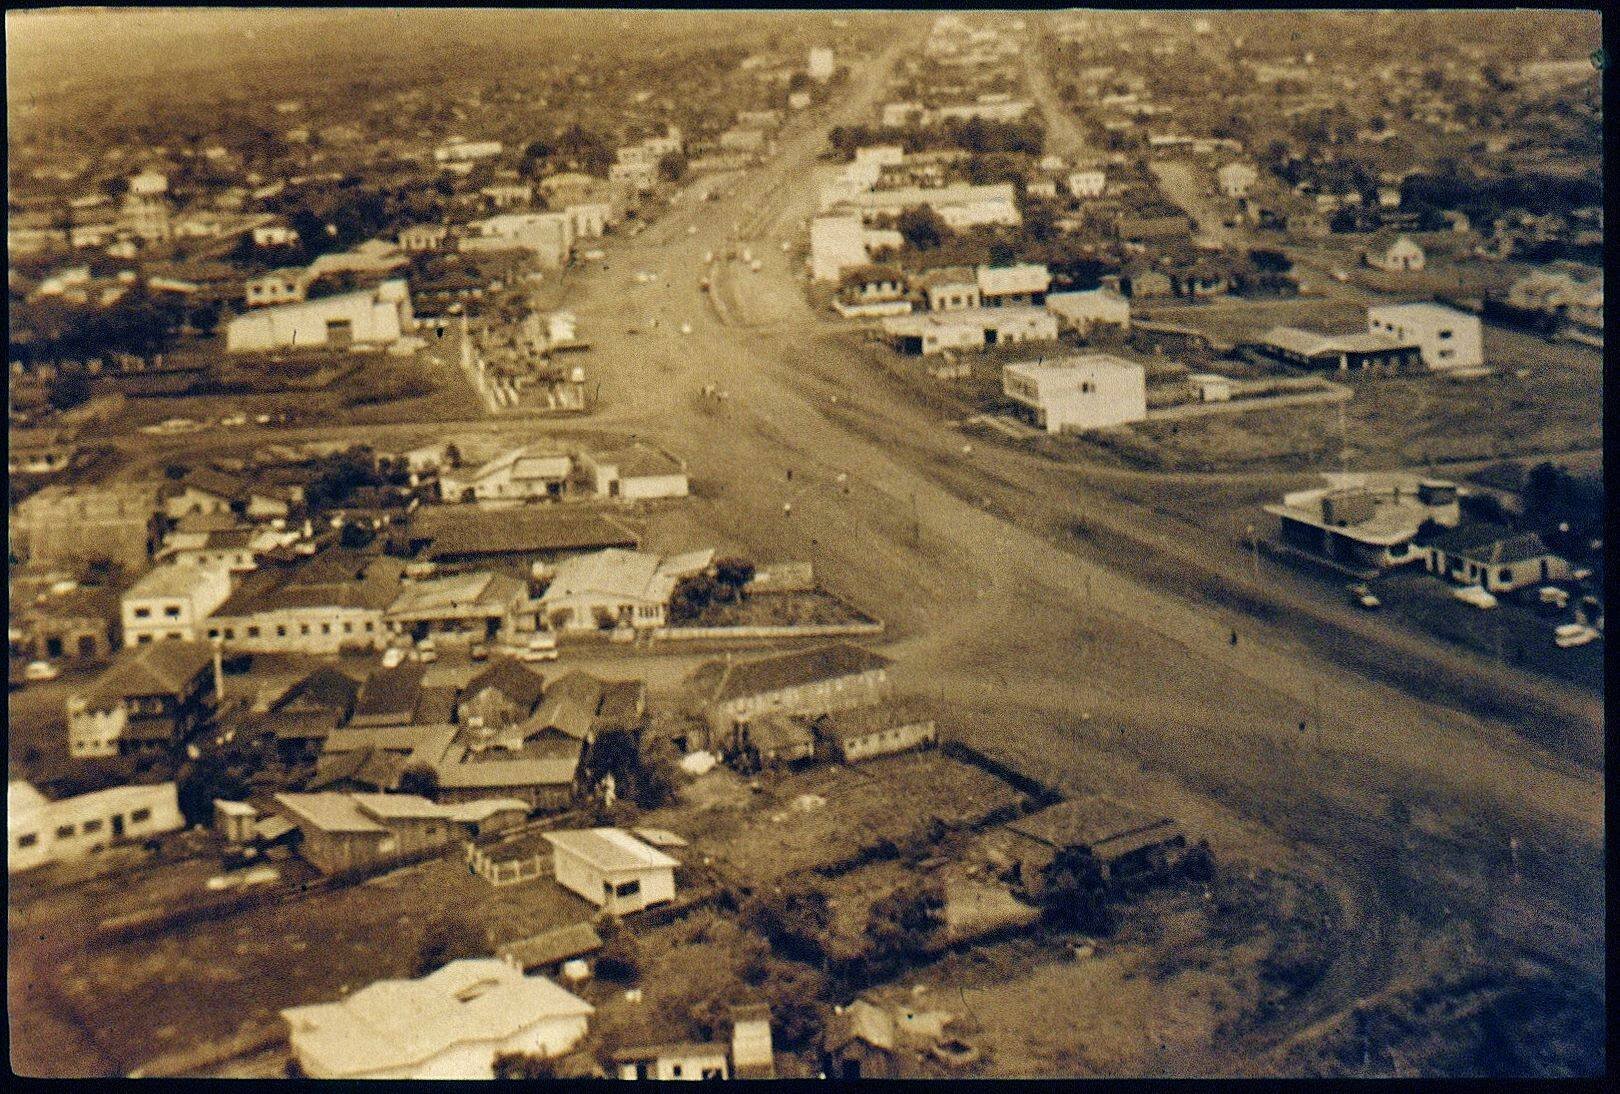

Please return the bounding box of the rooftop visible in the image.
[77,640,213,711]
[280,960,592,1079]
[413,508,640,561]
[691,642,893,706]
[497,922,603,970]
[1429,523,1553,564]
[124,561,224,601]
[543,827,681,873]
[386,572,528,620]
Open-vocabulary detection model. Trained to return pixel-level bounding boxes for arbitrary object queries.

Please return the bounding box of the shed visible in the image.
[498,922,604,972]
[542,828,680,915]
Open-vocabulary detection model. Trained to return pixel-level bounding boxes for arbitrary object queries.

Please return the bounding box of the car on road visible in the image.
[381,646,407,669]
[1330,267,1350,282]
[1538,586,1571,609]
[516,633,560,662]
[23,660,60,682]
[1554,622,1599,648]
[1347,583,1381,610]
[750,260,763,272]
[1452,584,1499,609]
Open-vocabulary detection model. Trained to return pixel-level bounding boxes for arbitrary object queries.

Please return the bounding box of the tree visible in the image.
[713,557,755,594]
[595,919,643,984]
[1038,845,1114,935]
[896,205,948,251]
[657,152,688,185]
[338,521,376,550]
[46,371,92,411]
[414,912,487,976]
[670,573,720,622]
[865,881,945,967]
[399,763,439,798]
[742,883,832,965]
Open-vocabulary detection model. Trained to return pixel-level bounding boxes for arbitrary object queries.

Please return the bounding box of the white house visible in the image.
[282,960,593,1080]
[121,562,234,646]
[434,138,504,164]
[836,183,1021,229]
[252,224,300,248]
[245,268,308,308]
[575,444,690,500]
[1002,354,1147,433]
[882,307,1058,356]
[128,170,169,197]
[225,281,415,353]
[808,46,835,82]
[1364,233,1426,272]
[811,216,870,283]
[543,827,680,914]
[440,445,574,503]
[461,213,573,269]
[9,780,184,873]
[976,264,1051,307]
[538,548,713,632]
[853,145,905,168]
[1044,288,1131,332]
[1067,169,1107,199]
[1217,162,1259,200]
[1366,302,1482,371]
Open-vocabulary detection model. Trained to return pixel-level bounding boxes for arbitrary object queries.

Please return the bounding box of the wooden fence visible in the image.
[466,843,550,887]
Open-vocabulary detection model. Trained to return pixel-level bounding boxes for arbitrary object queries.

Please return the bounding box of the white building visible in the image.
[1364,234,1426,272]
[128,170,169,197]
[576,445,690,500]
[837,183,1021,229]
[883,306,1058,356]
[434,138,504,164]
[1217,162,1260,199]
[565,202,610,240]
[808,46,835,82]
[245,268,308,308]
[543,827,680,914]
[854,145,905,168]
[461,212,573,268]
[121,562,234,646]
[811,215,870,283]
[1067,169,1107,199]
[440,446,574,504]
[283,960,593,1080]
[976,263,1051,307]
[225,281,415,353]
[1045,288,1131,332]
[252,224,300,247]
[538,548,714,632]
[1002,354,1147,433]
[1366,302,1482,371]
[9,780,184,873]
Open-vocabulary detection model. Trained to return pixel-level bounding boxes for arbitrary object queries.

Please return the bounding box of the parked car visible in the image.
[380,646,407,669]
[23,660,59,681]
[1452,584,1499,609]
[1347,583,1380,610]
[1554,622,1599,648]
[1537,586,1570,609]
[516,633,560,662]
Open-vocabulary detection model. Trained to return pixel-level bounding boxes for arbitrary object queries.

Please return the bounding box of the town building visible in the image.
[282,960,592,1079]
[614,1044,731,1081]
[66,640,217,759]
[273,791,526,875]
[1264,472,1462,573]
[1366,302,1483,371]
[245,268,308,308]
[254,665,361,763]
[498,922,603,977]
[1255,326,1423,373]
[688,642,894,751]
[1363,232,1426,272]
[1002,354,1147,433]
[918,267,981,312]
[434,138,505,164]
[575,444,690,500]
[1424,525,1570,593]
[10,482,164,569]
[399,224,450,252]
[439,445,574,503]
[1103,267,1173,299]
[814,701,939,763]
[834,183,1020,229]
[120,562,233,646]
[384,571,534,647]
[538,548,714,632]
[458,658,548,731]
[810,215,901,284]
[408,509,640,569]
[162,468,294,523]
[832,265,912,318]
[543,827,680,914]
[881,306,1059,356]
[9,575,119,663]
[9,780,184,873]
[224,281,415,353]
[435,722,581,811]
[808,45,835,82]
[977,264,1051,308]
[204,551,408,654]
[1044,288,1130,333]
[461,213,574,269]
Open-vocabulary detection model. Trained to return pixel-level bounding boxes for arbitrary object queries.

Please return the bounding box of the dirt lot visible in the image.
[637,750,1026,887]
[684,589,873,628]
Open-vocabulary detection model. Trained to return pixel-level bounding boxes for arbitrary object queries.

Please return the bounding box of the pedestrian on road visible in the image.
[1298,720,1307,734]
[1229,629,1238,647]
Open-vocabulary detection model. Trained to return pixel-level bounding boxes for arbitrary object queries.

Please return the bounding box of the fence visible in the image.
[467,843,550,887]
[654,620,883,642]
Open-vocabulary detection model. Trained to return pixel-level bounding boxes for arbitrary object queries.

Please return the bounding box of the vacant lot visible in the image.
[683,589,874,628]
[638,750,1026,887]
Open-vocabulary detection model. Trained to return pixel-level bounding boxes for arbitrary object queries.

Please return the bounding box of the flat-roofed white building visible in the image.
[1002,353,1147,433]
[225,280,414,353]
[434,138,504,164]
[543,827,680,914]
[9,780,185,873]
[121,562,234,646]
[1217,162,1259,199]
[1067,168,1107,199]
[884,306,1058,355]
[283,960,592,1079]
[576,444,690,500]
[808,46,835,82]
[811,215,869,283]
[1265,472,1462,571]
[834,183,1021,229]
[1366,302,1482,371]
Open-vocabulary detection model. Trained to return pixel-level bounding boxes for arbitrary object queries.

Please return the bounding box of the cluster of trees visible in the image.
[1401,167,1602,226]
[669,558,756,623]
[826,117,1045,160]
[583,728,678,811]
[10,288,188,369]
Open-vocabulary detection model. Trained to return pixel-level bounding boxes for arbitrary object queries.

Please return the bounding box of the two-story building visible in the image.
[66,640,218,759]
[1002,354,1147,434]
[120,562,234,646]
[687,643,894,752]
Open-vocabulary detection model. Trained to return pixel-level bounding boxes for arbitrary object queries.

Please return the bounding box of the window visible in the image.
[321,623,332,635]
[1498,568,1511,583]
[164,606,181,618]
[17,833,38,849]
[131,808,152,824]
[134,607,152,619]
[83,819,103,834]
[300,624,311,636]
[1438,329,1453,339]
[613,879,642,899]
[365,622,375,632]
[672,1066,683,1078]
[276,625,288,637]
[343,622,353,634]
[224,629,236,640]
[247,626,261,639]
[56,824,76,839]
[168,631,184,641]
[136,634,152,645]
[208,628,221,639]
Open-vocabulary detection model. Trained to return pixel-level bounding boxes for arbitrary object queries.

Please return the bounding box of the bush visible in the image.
[493,1052,556,1079]
[414,912,487,976]
[595,921,643,984]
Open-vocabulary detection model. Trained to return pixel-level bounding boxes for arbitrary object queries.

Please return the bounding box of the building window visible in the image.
[83,819,103,834]
[321,623,332,635]
[276,625,288,637]
[136,634,152,645]
[343,622,353,634]
[247,626,261,638]
[131,808,152,824]
[613,879,642,899]
[164,606,182,618]
[134,607,152,619]
[208,628,221,639]
[365,622,375,632]
[1498,568,1511,583]
[300,624,311,636]
[56,824,76,839]
[1438,329,1453,339]
[224,628,236,640]
[17,833,38,849]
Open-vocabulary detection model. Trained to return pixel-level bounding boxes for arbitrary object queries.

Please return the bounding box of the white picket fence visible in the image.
[466,843,549,887]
